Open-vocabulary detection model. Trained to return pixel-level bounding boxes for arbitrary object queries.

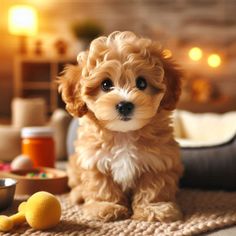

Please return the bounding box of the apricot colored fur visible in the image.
[59,31,183,222]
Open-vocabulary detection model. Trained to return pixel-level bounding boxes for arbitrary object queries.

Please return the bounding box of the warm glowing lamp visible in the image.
[207,54,221,68]
[188,47,203,61]
[8,5,38,54]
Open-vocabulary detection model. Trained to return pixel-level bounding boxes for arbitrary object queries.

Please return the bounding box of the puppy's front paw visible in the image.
[70,186,84,204]
[82,201,130,222]
[132,202,182,222]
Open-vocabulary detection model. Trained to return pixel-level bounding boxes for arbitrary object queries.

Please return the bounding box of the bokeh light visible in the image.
[163,49,172,58]
[207,54,221,68]
[188,47,203,61]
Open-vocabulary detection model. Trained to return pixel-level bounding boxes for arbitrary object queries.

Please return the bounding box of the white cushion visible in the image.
[174,110,236,147]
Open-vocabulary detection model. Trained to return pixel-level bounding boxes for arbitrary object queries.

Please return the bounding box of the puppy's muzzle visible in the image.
[116,101,134,121]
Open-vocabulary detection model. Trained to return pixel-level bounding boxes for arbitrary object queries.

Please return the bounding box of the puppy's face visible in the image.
[82,58,165,132]
[59,31,182,132]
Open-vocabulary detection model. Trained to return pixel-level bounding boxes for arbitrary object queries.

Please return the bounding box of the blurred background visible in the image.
[0,0,236,120]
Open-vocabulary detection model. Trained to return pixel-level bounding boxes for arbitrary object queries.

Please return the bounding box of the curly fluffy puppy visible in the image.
[59,31,183,222]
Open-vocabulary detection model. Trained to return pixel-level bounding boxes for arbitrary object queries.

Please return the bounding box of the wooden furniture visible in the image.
[0,167,69,195]
[13,55,76,113]
[177,97,235,114]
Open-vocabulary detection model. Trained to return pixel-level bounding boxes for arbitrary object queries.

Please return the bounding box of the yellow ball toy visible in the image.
[0,191,61,232]
[26,191,61,230]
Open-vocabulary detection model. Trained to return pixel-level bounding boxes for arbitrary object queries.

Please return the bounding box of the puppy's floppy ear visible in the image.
[58,65,88,117]
[160,57,182,110]
[149,42,182,110]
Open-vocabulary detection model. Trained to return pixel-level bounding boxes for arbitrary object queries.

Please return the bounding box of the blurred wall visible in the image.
[0,0,236,117]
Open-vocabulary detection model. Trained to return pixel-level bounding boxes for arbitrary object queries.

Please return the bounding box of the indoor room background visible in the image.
[0,0,236,118]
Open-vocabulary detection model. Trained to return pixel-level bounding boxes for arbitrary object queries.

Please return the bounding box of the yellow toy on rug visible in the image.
[0,191,61,232]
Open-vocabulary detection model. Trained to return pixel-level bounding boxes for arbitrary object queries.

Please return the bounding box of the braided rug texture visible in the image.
[1,189,236,236]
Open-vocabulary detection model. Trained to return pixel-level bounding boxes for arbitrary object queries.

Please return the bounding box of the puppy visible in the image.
[59,31,183,222]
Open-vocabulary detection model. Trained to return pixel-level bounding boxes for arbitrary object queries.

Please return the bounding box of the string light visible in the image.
[207,54,221,68]
[188,47,203,61]
[163,49,172,58]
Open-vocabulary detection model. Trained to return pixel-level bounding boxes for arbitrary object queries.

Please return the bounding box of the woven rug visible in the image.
[1,189,236,236]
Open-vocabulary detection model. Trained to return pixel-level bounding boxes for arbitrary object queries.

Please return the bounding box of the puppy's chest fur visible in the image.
[97,133,139,191]
[78,130,173,191]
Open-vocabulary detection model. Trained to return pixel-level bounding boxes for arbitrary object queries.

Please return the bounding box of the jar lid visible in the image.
[21,127,54,138]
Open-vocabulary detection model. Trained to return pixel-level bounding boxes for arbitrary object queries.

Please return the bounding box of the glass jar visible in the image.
[21,127,55,168]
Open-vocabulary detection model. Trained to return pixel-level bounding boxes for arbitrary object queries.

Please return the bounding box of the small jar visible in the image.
[21,127,55,168]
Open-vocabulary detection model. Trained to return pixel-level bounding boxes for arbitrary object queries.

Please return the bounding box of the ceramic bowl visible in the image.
[0,167,68,195]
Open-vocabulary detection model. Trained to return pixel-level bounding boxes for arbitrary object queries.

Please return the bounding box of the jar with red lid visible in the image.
[21,127,55,168]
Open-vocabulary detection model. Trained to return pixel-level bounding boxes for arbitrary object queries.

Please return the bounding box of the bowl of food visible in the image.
[0,178,17,211]
[0,167,68,195]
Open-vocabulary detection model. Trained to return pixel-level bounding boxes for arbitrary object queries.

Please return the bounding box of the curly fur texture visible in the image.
[59,31,183,222]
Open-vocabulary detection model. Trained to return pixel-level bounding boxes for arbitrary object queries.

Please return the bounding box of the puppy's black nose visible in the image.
[116,101,134,116]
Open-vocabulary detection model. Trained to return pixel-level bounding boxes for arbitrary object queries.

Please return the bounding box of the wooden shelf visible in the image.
[13,55,76,113]
[23,82,51,89]
[15,55,75,63]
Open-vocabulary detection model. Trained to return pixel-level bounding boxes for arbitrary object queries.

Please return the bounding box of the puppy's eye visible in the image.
[101,78,113,92]
[136,76,147,90]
